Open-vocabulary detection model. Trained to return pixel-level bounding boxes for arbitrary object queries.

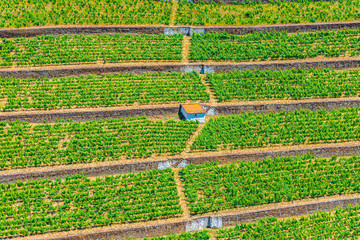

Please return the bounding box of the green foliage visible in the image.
[0,0,172,28]
[128,230,210,240]
[208,68,360,101]
[180,154,360,214]
[0,117,198,170]
[176,0,360,26]
[0,169,182,238]
[191,107,360,151]
[0,34,183,67]
[0,72,209,111]
[190,29,360,62]
[216,204,360,239]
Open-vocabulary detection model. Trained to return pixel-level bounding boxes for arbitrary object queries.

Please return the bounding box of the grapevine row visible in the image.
[190,29,360,62]
[0,34,183,67]
[191,107,360,151]
[207,68,360,101]
[176,0,360,26]
[0,72,209,111]
[0,116,198,170]
[0,0,172,28]
[0,168,181,238]
[180,154,360,214]
[216,205,360,239]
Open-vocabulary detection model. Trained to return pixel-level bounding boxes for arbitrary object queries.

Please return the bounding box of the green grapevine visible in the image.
[0,117,198,170]
[208,68,360,101]
[180,154,360,214]
[0,169,182,238]
[0,0,172,28]
[216,205,360,239]
[191,107,360,151]
[127,230,210,240]
[0,72,209,111]
[190,29,360,62]
[176,0,360,26]
[0,34,183,67]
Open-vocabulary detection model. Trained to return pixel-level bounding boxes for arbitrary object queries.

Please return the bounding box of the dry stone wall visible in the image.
[1,59,359,80]
[190,0,332,4]
[0,106,180,123]
[0,21,359,39]
[0,98,358,123]
[215,99,360,115]
[50,221,186,240]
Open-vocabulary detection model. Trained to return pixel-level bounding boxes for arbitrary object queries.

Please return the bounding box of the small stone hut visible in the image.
[179,103,206,123]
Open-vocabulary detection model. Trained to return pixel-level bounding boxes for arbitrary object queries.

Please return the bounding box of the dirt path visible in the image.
[181,35,191,63]
[182,122,207,154]
[172,168,191,219]
[200,73,217,104]
[170,0,179,26]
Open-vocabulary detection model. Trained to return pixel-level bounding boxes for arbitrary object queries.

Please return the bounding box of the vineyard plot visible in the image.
[216,205,360,239]
[0,0,172,28]
[0,117,198,170]
[190,29,360,62]
[0,169,182,238]
[180,154,360,215]
[132,231,210,240]
[208,68,360,102]
[176,0,360,26]
[0,34,183,67]
[0,72,209,111]
[191,107,360,151]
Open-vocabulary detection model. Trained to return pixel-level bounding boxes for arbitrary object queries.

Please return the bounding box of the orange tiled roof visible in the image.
[181,103,205,114]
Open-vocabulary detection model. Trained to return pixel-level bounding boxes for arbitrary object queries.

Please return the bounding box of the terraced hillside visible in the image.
[1,0,360,239]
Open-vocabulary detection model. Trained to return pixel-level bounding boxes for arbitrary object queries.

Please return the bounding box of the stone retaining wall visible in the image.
[215,99,360,115]
[0,64,202,79]
[192,0,332,5]
[51,221,186,240]
[0,26,165,38]
[1,59,359,79]
[0,21,359,38]
[0,98,358,123]
[0,105,180,123]
[186,144,360,165]
[202,21,360,34]
[202,59,360,73]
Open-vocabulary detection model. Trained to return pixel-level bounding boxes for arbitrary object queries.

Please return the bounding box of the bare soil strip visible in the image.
[11,194,360,240]
[173,168,192,219]
[1,20,360,38]
[181,35,191,63]
[199,74,217,104]
[182,122,207,154]
[170,0,179,26]
[1,57,360,79]
[1,141,360,184]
